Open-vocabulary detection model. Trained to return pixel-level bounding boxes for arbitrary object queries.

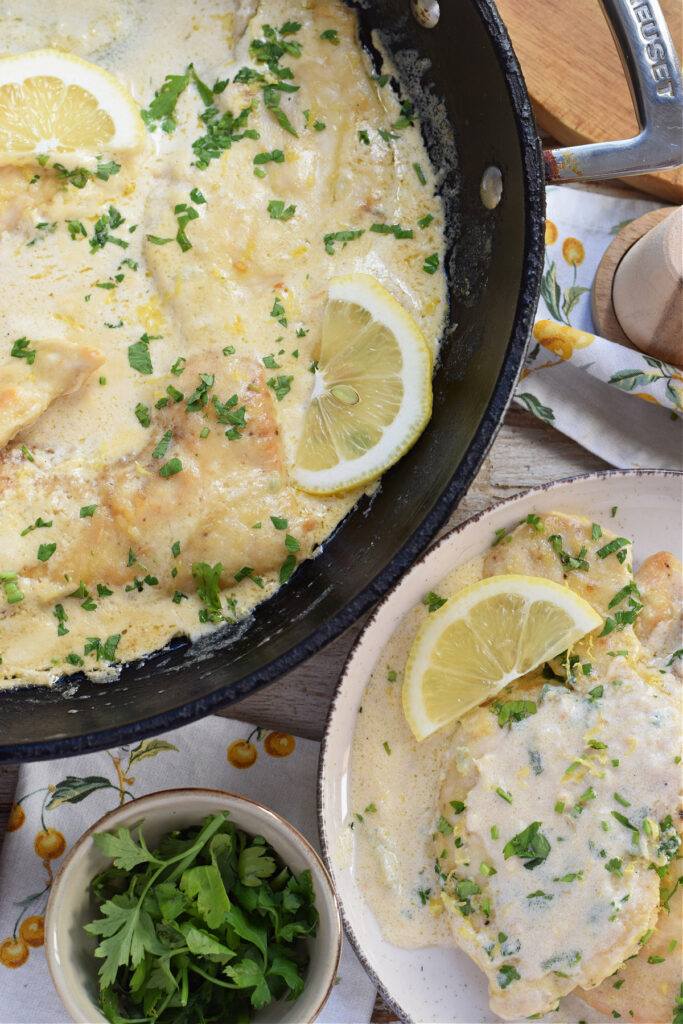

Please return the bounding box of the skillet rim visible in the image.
[1,0,545,763]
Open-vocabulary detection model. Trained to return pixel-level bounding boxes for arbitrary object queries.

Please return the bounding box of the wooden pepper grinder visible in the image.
[592,206,683,367]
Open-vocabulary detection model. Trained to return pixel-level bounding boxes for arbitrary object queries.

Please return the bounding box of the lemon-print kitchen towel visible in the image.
[0,716,376,1024]
[516,186,682,470]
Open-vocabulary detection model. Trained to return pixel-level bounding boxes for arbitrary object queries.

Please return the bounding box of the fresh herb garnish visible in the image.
[548,534,589,572]
[492,700,537,728]
[268,199,296,221]
[422,252,439,275]
[323,229,364,255]
[266,375,293,401]
[90,206,128,252]
[370,222,413,239]
[21,517,52,536]
[11,337,36,364]
[37,542,56,562]
[422,591,446,613]
[141,68,191,132]
[502,822,551,869]
[596,537,631,563]
[84,812,317,1020]
[159,458,183,477]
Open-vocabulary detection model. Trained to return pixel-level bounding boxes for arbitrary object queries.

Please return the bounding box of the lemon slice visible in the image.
[402,574,603,740]
[291,273,433,494]
[0,50,144,163]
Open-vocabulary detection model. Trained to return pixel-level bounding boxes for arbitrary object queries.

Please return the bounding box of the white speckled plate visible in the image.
[318,470,682,1024]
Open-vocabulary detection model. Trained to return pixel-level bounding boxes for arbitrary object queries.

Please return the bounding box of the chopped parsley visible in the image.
[128,337,154,376]
[159,458,182,477]
[79,505,98,518]
[370,222,413,239]
[492,700,537,728]
[279,554,297,584]
[192,562,223,620]
[267,375,293,401]
[596,536,631,563]
[1,571,24,605]
[413,162,427,185]
[234,566,264,588]
[323,229,364,255]
[268,199,296,221]
[502,822,551,869]
[141,67,191,133]
[37,542,56,562]
[152,430,173,460]
[497,965,520,989]
[548,533,589,572]
[53,603,69,636]
[11,337,36,364]
[21,517,52,536]
[422,590,446,613]
[422,252,439,275]
[134,403,151,427]
[90,206,128,252]
[320,28,339,44]
[84,634,121,661]
[185,373,215,411]
[68,220,87,240]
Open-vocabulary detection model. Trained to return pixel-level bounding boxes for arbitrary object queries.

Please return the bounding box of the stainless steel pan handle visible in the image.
[543,0,682,183]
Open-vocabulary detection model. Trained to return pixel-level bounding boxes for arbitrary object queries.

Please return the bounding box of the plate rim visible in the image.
[317,467,683,1024]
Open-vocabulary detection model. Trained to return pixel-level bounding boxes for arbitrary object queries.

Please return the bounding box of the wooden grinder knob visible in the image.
[612,207,682,367]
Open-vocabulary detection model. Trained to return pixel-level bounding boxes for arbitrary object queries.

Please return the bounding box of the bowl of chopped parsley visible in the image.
[44,789,342,1023]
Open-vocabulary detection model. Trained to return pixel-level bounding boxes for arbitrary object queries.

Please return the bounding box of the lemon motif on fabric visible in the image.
[402,574,603,741]
[0,50,144,163]
[293,273,433,495]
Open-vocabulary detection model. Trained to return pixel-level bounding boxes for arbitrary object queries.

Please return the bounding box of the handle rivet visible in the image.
[480,166,503,209]
[410,0,440,28]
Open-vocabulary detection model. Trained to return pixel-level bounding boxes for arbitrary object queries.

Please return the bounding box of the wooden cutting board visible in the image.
[495,0,682,202]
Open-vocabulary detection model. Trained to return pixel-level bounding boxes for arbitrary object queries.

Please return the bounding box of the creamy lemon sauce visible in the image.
[0,0,447,686]
[349,514,682,1021]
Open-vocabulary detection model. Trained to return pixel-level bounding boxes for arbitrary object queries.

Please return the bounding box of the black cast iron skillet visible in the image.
[2,0,680,761]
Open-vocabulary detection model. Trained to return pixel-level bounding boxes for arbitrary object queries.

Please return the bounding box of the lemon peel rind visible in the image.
[0,49,144,158]
[291,274,433,494]
[402,573,603,741]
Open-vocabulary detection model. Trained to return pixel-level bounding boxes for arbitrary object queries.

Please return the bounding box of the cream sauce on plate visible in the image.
[349,513,682,1021]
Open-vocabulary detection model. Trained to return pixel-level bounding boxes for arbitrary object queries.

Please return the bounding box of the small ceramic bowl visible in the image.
[45,788,342,1024]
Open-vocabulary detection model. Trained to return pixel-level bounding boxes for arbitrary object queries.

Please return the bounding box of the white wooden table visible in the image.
[0,404,608,1021]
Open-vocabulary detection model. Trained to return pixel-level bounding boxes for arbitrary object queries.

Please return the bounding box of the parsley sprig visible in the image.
[85,812,318,1021]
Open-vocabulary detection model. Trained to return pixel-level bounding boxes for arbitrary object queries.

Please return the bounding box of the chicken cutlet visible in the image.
[575,552,683,1023]
[433,514,682,1020]
[0,353,315,682]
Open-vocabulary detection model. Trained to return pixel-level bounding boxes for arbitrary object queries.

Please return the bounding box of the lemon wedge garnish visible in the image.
[402,574,603,741]
[0,50,144,164]
[291,273,433,494]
